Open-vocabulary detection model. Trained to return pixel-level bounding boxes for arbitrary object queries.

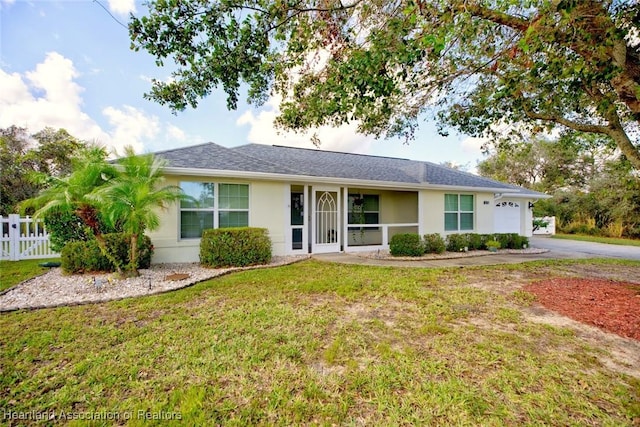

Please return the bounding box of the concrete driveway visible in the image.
[530,236,640,261]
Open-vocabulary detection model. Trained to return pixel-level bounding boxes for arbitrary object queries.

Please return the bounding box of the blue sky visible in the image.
[0,0,487,169]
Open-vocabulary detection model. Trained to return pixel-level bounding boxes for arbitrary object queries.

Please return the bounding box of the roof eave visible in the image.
[163,167,530,194]
[494,191,551,199]
[163,167,424,189]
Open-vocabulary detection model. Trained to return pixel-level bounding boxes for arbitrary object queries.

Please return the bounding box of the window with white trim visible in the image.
[348,193,380,230]
[179,182,249,239]
[444,194,474,231]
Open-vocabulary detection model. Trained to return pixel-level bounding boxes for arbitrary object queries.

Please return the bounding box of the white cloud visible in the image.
[102,105,159,154]
[237,98,374,154]
[460,136,486,157]
[0,52,169,156]
[0,0,16,9]
[0,52,111,147]
[107,0,135,15]
[166,124,186,141]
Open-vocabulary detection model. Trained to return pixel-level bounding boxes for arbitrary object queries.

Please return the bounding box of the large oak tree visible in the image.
[130,1,640,168]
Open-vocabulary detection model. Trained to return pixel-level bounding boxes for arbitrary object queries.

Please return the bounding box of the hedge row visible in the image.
[200,227,272,268]
[389,233,529,257]
[61,233,153,274]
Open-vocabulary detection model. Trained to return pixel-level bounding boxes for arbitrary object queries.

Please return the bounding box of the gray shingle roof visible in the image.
[155,142,546,196]
[154,142,300,175]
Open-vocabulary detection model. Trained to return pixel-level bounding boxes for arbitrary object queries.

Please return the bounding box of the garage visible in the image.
[494,200,521,234]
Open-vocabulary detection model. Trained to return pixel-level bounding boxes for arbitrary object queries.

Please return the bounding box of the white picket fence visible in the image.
[533,216,556,235]
[0,214,59,261]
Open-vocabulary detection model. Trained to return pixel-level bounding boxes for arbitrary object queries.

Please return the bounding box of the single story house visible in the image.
[148,142,548,263]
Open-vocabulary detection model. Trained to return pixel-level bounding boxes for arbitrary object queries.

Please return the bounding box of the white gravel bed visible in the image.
[0,256,308,312]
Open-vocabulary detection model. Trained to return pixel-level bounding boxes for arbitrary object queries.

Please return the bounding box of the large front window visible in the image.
[348,193,380,230]
[180,182,249,238]
[444,194,474,231]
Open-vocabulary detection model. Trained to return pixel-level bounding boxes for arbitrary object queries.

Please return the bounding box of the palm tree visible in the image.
[91,146,184,276]
[22,146,124,273]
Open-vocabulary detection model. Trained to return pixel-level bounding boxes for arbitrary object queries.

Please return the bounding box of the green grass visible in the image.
[553,233,640,247]
[0,258,60,292]
[1,259,639,425]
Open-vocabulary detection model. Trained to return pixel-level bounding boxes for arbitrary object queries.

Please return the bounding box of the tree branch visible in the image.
[463,4,530,32]
[521,96,640,169]
[521,103,609,134]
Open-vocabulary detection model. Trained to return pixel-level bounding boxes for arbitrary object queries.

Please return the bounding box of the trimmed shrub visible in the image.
[423,233,446,254]
[464,233,484,250]
[389,233,424,257]
[44,209,118,252]
[446,233,468,252]
[479,234,492,250]
[494,233,511,250]
[486,240,501,251]
[200,227,272,268]
[61,239,111,274]
[485,233,529,249]
[510,234,528,249]
[101,233,153,270]
[61,233,153,274]
[44,210,93,252]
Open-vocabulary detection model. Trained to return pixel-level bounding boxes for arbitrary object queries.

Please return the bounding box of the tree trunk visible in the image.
[94,232,124,276]
[128,234,140,277]
[606,125,640,171]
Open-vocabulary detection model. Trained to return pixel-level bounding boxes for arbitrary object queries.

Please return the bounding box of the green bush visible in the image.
[494,233,511,250]
[61,240,111,274]
[200,227,272,268]
[446,233,469,252]
[510,234,529,249]
[463,233,484,250]
[389,233,424,257]
[484,233,529,249]
[44,209,117,252]
[101,233,153,270]
[486,240,501,251]
[479,234,493,250]
[60,233,153,274]
[423,233,446,254]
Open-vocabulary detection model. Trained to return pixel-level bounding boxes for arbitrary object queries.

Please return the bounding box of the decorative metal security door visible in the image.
[288,185,307,254]
[312,189,340,253]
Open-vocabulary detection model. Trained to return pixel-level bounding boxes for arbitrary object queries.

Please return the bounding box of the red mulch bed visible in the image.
[523,278,640,341]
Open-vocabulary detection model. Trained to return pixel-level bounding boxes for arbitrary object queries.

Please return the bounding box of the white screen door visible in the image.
[312,188,340,253]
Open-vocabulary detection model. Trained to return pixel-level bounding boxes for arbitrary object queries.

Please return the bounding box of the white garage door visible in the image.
[494,200,521,234]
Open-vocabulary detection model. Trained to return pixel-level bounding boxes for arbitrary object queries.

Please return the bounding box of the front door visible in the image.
[312,188,340,253]
[288,185,307,254]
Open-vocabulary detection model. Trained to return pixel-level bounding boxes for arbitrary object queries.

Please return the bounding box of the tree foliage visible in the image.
[90,147,185,276]
[21,146,125,272]
[0,126,84,216]
[130,1,640,168]
[24,145,185,276]
[478,132,616,192]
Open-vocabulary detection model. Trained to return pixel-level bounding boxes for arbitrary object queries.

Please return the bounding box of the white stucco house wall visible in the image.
[146,142,549,263]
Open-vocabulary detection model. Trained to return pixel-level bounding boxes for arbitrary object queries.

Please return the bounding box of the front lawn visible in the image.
[553,233,640,247]
[1,259,638,425]
[0,258,60,292]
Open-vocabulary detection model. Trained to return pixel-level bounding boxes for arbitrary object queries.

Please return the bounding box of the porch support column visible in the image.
[418,190,425,236]
[342,187,349,252]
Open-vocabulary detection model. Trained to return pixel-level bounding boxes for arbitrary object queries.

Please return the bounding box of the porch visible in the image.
[286,185,420,255]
